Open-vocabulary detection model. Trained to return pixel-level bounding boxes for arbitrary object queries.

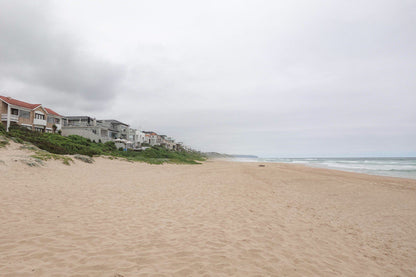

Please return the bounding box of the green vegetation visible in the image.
[22,158,44,167]
[116,145,206,164]
[1,124,206,164]
[74,154,94,164]
[0,137,8,148]
[31,150,73,165]
[0,125,8,148]
[19,143,39,151]
[10,137,24,144]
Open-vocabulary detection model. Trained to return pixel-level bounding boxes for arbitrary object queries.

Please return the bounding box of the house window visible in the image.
[55,118,60,124]
[11,108,18,115]
[34,127,44,132]
[35,113,45,120]
[20,110,30,118]
[47,116,54,124]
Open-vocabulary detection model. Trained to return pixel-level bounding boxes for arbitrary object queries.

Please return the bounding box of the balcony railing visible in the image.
[64,122,94,127]
[33,118,47,126]
[1,114,19,122]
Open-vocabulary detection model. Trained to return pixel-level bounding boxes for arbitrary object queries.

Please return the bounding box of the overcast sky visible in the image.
[0,0,415,157]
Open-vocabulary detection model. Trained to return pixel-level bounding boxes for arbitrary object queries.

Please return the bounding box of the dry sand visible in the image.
[1,142,416,276]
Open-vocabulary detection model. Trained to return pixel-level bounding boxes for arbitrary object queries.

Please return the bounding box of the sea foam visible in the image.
[233,157,416,179]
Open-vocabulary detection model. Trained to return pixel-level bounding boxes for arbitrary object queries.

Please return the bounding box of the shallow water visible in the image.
[232,157,416,179]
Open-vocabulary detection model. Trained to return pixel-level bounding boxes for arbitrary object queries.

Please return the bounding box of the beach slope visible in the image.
[1,143,416,276]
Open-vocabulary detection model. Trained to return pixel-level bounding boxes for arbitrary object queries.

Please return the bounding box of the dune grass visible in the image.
[0,137,8,148]
[31,150,74,165]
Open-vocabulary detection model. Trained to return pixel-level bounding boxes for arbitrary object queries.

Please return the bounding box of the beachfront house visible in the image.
[135,130,146,147]
[127,128,136,147]
[45,108,63,133]
[176,142,185,151]
[125,129,147,148]
[97,119,130,140]
[160,135,177,150]
[62,117,139,147]
[61,116,112,142]
[143,131,160,146]
[0,95,63,132]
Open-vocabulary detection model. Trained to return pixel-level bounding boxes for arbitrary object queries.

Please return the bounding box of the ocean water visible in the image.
[232,157,416,180]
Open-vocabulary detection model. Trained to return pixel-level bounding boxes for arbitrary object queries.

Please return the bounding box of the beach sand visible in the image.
[1,142,416,276]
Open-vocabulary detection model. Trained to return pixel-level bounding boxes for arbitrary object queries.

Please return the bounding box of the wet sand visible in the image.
[1,143,416,276]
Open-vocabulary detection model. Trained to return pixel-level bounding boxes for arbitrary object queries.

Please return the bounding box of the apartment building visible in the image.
[61,116,108,142]
[61,117,134,144]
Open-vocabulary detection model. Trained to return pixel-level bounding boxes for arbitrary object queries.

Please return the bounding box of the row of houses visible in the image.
[0,95,184,151]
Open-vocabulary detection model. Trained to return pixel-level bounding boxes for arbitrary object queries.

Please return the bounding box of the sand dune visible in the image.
[1,143,416,276]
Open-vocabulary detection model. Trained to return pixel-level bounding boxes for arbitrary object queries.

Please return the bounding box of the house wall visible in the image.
[62,127,111,143]
[33,106,45,116]
[46,116,62,131]
[132,130,146,147]
[0,101,7,127]
[46,119,54,129]
[151,135,160,146]
[17,109,32,127]
[47,116,62,130]
[32,106,47,131]
[18,116,32,125]
[0,102,34,130]
[0,101,7,114]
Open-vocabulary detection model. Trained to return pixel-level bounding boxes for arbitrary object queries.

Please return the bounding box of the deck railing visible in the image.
[1,114,19,122]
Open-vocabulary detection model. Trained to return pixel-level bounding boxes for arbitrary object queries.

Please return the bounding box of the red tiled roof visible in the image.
[0,95,62,117]
[44,107,62,117]
[0,95,41,110]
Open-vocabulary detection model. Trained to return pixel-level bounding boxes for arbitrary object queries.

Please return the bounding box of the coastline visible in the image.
[221,157,416,181]
[1,145,416,276]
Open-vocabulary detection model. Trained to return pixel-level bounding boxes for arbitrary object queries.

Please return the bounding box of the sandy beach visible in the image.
[1,143,416,276]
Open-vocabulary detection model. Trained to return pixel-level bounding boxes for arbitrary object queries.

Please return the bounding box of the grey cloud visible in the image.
[0,0,125,111]
[1,0,415,156]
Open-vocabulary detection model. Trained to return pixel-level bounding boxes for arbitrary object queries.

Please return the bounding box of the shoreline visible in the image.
[215,157,416,181]
[1,145,416,276]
